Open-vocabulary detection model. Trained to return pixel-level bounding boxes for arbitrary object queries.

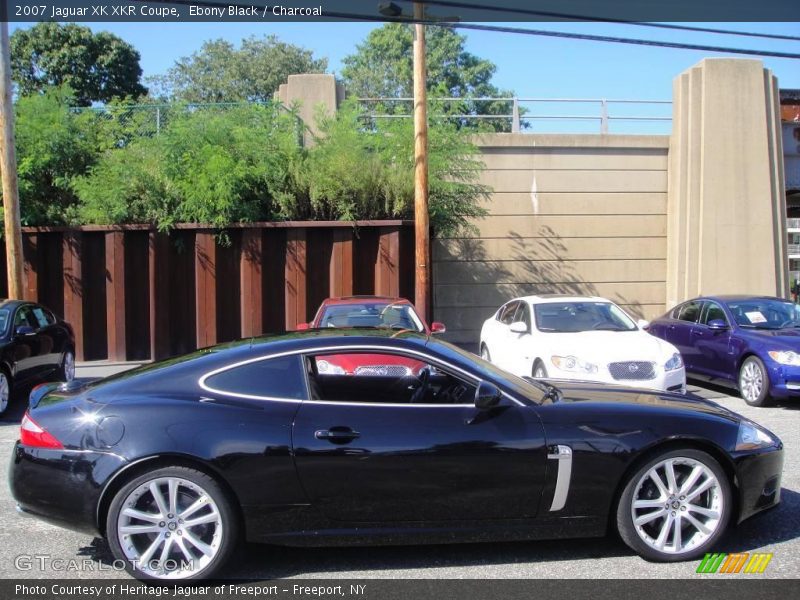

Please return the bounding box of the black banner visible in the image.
[3,0,799,23]
[3,580,800,600]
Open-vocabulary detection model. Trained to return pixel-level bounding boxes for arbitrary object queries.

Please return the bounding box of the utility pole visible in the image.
[412,1,430,322]
[0,21,24,299]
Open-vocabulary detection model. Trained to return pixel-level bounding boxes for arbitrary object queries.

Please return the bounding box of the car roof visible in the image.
[0,299,26,310]
[690,295,788,304]
[510,294,611,305]
[321,296,410,306]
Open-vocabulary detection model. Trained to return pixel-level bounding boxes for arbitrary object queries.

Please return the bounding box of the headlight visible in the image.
[767,350,800,366]
[664,353,683,371]
[551,355,598,374]
[317,359,346,375]
[735,421,779,451]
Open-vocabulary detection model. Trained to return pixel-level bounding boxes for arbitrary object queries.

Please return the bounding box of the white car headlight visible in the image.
[551,355,598,374]
[735,421,779,451]
[665,353,683,371]
[317,359,346,375]
[767,350,800,366]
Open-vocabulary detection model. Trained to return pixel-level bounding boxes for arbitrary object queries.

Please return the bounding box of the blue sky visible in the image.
[10,20,800,133]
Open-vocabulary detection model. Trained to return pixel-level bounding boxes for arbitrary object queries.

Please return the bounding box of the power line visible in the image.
[132,1,800,60]
[410,0,800,42]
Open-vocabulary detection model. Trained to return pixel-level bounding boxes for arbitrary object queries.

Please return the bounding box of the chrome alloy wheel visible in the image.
[0,372,9,414]
[117,477,224,579]
[480,345,490,361]
[739,361,763,403]
[629,457,723,555]
[533,364,546,378]
[63,351,75,382]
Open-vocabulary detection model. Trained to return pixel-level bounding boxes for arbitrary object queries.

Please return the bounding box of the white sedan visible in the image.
[479,295,686,393]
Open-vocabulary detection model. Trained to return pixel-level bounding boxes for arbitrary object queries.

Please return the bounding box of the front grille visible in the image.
[354,365,412,377]
[608,361,656,381]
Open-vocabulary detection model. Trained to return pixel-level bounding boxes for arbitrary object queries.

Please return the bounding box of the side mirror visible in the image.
[637,319,650,330]
[15,325,35,337]
[707,319,729,331]
[474,381,502,410]
[296,323,310,331]
[430,322,446,334]
[509,321,528,334]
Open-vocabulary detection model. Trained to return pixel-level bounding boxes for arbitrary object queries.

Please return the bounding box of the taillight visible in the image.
[20,412,63,449]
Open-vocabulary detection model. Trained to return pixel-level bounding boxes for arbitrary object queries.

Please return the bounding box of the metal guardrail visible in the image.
[357,97,673,134]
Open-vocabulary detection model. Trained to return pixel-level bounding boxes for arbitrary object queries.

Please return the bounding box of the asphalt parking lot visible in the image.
[0,367,797,580]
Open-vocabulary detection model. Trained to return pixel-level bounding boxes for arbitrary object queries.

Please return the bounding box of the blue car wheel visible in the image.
[738,356,771,407]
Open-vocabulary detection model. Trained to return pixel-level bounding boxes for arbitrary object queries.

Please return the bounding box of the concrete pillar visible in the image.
[666,59,788,307]
[274,74,344,145]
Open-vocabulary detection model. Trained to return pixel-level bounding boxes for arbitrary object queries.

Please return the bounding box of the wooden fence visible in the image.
[0,222,415,362]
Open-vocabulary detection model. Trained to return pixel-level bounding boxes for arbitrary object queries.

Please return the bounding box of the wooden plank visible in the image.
[62,232,83,361]
[22,233,37,301]
[148,232,170,360]
[240,228,263,337]
[285,228,307,330]
[376,226,400,297]
[105,231,126,361]
[330,228,353,297]
[195,232,217,348]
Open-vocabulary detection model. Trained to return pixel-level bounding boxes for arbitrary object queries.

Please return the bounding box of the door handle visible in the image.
[315,427,360,442]
[691,329,704,337]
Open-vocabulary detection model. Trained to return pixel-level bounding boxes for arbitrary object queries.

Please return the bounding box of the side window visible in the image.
[702,302,728,325]
[307,352,477,405]
[31,307,51,328]
[670,304,683,319]
[677,301,702,323]
[498,302,518,325]
[203,355,306,400]
[13,306,35,328]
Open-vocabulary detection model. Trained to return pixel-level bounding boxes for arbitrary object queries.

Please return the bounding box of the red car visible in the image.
[297,296,445,377]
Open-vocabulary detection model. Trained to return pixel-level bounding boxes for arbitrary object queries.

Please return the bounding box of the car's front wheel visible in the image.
[58,349,75,383]
[480,344,491,362]
[532,360,548,379]
[616,449,731,562]
[107,466,239,580]
[738,356,771,407]
[0,370,11,416]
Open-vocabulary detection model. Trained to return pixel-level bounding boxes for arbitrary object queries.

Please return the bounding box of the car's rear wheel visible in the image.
[480,344,491,362]
[616,448,731,562]
[738,356,771,407]
[532,360,547,379]
[0,370,11,416]
[107,466,239,580]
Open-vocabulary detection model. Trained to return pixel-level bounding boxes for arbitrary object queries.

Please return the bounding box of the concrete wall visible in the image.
[666,59,788,306]
[434,134,670,347]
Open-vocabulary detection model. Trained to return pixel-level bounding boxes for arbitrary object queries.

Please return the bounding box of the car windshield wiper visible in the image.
[523,377,562,403]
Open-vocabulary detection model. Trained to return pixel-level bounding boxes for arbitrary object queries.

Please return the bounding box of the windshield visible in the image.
[533,301,637,333]
[318,302,425,332]
[725,299,800,330]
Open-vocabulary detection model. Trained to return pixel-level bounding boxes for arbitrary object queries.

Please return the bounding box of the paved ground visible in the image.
[0,365,797,580]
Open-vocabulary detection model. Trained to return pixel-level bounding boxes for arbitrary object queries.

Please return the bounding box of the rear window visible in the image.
[203,355,306,400]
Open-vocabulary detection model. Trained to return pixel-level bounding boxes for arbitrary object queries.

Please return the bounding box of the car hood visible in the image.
[544,380,741,421]
[739,327,800,346]
[533,330,678,363]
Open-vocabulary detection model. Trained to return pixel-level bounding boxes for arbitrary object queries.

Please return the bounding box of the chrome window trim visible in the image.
[198,344,526,407]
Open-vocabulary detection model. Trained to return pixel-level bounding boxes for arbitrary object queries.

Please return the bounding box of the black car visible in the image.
[10,330,783,580]
[0,299,75,415]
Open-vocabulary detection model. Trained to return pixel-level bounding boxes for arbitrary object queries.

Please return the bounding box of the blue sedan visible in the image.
[647,295,800,407]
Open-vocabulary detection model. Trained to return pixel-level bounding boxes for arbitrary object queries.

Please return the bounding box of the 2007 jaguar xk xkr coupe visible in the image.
[10,330,783,580]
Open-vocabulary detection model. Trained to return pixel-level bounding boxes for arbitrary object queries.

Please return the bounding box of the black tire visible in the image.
[616,448,731,562]
[480,344,491,362]
[532,360,548,379]
[106,466,239,580]
[738,356,771,407]
[0,368,11,417]
[58,348,75,383]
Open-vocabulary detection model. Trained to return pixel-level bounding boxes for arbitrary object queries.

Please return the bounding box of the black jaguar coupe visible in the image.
[10,330,783,580]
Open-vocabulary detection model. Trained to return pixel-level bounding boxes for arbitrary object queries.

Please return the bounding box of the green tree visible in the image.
[11,23,146,106]
[341,24,516,131]
[8,87,101,226]
[149,35,327,103]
